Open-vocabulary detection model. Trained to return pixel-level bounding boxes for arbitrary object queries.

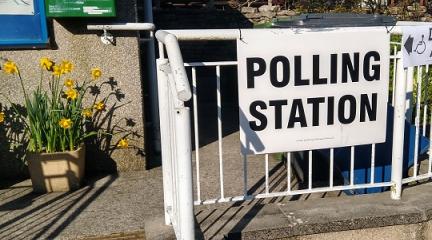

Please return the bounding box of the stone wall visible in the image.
[0,0,146,179]
[240,5,298,24]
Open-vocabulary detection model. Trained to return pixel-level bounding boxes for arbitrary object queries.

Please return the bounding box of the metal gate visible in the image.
[155,23,432,239]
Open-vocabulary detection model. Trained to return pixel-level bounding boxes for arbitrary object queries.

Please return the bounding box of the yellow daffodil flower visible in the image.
[117,138,129,149]
[93,101,105,111]
[2,61,18,75]
[59,118,72,129]
[82,108,93,118]
[40,57,54,71]
[65,88,78,100]
[0,112,5,123]
[60,60,73,74]
[52,65,62,77]
[91,68,102,80]
[64,79,75,88]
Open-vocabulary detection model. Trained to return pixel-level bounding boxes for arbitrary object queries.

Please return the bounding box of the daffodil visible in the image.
[93,101,105,111]
[59,118,72,129]
[117,138,129,148]
[82,108,93,118]
[65,88,78,100]
[40,57,54,71]
[0,112,5,124]
[60,61,73,74]
[91,68,102,80]
[64,79,75,88]
[52,65,62,77]
[2,61,18,75]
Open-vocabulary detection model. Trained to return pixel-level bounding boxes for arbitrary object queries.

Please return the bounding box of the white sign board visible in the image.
[402,25,432,68]
[237,28,390,155]
[0,0,34,15]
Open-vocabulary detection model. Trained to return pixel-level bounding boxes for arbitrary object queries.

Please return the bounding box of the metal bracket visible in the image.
[101,29,115,45]
[160,63,172,74]
[87,23,155,45]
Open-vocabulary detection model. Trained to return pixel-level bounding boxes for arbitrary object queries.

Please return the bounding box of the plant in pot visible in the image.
[0,58,130,193]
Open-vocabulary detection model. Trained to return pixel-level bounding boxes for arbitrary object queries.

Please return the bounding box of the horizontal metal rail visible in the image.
[87,22,155,31]
[184,61,238,67]
[195,182,393,205]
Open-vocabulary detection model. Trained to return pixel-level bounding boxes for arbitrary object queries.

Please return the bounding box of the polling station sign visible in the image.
[237,28,390,155]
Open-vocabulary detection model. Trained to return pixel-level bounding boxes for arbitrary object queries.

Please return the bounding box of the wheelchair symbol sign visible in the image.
[402,25,432,68]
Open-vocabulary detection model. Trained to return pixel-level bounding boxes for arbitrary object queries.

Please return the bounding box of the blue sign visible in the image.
[0,0,49,48]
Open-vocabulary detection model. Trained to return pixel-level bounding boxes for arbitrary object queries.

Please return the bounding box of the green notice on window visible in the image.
[46,0,116,17]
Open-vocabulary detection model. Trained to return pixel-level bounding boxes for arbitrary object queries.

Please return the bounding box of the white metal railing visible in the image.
[156,23,432,239]
[155,31,194,240]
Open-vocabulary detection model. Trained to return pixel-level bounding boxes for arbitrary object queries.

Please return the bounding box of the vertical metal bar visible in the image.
[216,66,224,199]
[330,148,334,188]
[265,154,269,194]
[167,75,179,229]
[392,45,397,105]
[308,150,312,190]
[158,41,165,59]
[371,144,376,184]
[423,106,428,137]
[287,152,291,192]
[175,107,195,240]
[192,67,201,203]
[406,67,414,123]
[429,113,432,175]
[391,53,407,200]
[350,146,355,186]
[156,59,173,225]
[243,154,248,196]
[423,65,429,136]
[428,85,432,175]
[414,66,422,177]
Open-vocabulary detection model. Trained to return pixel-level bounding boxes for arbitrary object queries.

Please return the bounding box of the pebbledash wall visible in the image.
[0,1,146,179]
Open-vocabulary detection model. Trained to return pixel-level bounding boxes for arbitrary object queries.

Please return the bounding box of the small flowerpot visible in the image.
[27,146,85,193]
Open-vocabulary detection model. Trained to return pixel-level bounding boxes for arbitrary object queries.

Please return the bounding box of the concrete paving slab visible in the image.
[0,169,164,240]
[182,179,432,239]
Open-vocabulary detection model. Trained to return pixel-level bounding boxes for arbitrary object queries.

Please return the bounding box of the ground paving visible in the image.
[0,170,163,240]
[0,127,345,239]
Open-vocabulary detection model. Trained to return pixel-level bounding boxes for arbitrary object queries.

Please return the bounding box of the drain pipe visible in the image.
[142,0,163,153]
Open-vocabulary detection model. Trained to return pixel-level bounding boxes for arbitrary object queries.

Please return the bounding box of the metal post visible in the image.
[143,0,162,153]
[391,52,407,200]
[175,107,195,240]
[157,58,173,225]
[406,67,414,123]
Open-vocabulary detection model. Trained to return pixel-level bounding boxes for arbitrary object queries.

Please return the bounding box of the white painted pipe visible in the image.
[175,107,195,240]
[156,59,174,225]
[87,22,155,31]
[155,30,192,101]
[391,52,407,200]
[166,29,240,41]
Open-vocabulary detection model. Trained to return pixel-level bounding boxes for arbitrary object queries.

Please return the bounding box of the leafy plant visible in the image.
[0,58,130,154]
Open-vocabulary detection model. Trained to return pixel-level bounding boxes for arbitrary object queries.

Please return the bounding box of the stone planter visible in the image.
[27,146,85,193]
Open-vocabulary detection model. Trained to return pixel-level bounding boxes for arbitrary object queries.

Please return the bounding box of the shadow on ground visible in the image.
[0,174,117,240]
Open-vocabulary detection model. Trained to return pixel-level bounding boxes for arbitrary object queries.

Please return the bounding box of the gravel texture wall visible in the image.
[0,0,146,179]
